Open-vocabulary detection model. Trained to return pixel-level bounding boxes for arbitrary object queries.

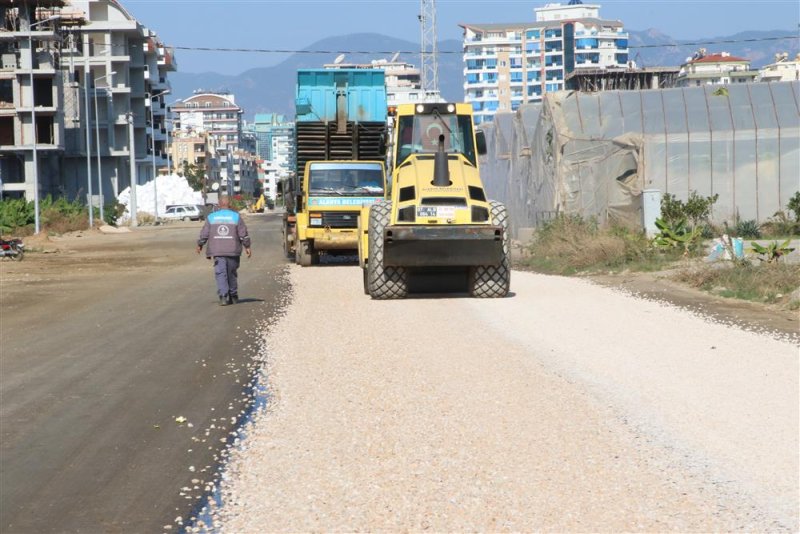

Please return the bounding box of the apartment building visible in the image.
[172,92,243,153]
[461,1,629,124]
[244,114,294,180]
[222,149,257,196]
[0,0,176,202]
[259,159,280,201]
[676,51,757,87]
[268,123,293,177]
[245,113,290,161]
[0,0,72,198]
[324,57,428,105]
[758,53,799,83]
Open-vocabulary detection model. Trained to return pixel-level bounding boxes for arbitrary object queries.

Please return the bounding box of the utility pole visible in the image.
[94,71,115,225]
[127,112,138,227]
[83,53,93,227]
[419,0,439,97]
[28,15,62,234]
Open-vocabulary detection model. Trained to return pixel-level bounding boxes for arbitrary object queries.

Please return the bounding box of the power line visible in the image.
[67,33,799,55]
[169,35,797,54]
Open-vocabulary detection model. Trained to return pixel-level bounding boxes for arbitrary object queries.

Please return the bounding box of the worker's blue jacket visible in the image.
[198,209,250,257]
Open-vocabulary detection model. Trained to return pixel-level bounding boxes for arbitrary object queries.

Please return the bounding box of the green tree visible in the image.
[179,161,205,192]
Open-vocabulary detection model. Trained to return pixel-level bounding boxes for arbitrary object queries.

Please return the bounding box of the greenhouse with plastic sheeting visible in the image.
[480,81,800,237]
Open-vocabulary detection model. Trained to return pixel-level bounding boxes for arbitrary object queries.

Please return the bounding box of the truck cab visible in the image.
[282,68,389,264]
[294,160,386,266]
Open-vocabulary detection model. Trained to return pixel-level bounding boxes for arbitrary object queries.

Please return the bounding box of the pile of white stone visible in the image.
[117,174,203,222]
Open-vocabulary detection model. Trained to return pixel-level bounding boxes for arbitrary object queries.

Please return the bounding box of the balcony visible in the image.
[465,35,519,46]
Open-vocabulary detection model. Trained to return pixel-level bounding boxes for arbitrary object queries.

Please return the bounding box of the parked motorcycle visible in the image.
[0,238,24,261]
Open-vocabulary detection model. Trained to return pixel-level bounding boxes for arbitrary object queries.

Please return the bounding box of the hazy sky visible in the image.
[123,0,799,75]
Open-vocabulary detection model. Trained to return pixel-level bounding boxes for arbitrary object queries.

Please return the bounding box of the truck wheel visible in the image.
[367,201,408,299]
[296,240,316,267]
[469,200,510,298]
[282,225,294,259]
[362,266,369,295]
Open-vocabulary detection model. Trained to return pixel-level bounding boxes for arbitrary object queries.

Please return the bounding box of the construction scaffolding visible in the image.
[566,67,680,92]
[480,81,800,237]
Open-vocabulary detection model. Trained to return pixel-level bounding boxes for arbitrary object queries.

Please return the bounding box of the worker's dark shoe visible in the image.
[219,295,229,306]
[230,293,239,305]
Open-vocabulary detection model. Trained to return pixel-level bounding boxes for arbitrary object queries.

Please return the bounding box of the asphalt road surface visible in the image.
[0,213,288,532]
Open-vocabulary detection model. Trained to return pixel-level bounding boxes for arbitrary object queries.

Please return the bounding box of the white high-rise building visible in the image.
[461,0,629,124]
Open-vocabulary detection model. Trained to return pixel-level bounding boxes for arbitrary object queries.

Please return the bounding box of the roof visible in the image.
[692,54,749,64]
[173,93,241,109]
[460,18,623,32]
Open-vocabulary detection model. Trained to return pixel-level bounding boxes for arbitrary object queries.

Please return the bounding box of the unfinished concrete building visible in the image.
[0,0,176,203]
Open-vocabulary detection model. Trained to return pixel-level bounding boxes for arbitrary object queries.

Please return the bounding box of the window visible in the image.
[545,41,563,52]
[528,85,542,97]
[394,114,477,166]
[0,80,12,106]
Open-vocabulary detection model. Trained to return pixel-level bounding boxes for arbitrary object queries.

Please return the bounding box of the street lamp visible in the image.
[148,89,170,220]
[28,15,60,235]
[165,113,172,177]
[93,71,116,225]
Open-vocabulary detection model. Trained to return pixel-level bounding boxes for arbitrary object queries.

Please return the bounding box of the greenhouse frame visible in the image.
[480,81,800,237]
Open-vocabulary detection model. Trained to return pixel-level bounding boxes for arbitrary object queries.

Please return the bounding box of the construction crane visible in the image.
[419,0,438,98]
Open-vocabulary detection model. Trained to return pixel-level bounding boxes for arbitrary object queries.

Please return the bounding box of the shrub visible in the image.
[751,239,795,264]
[653,217,703,253]
[760,211,799,238]
[660,191,718,230]
[103,201,126,226]
[137,212,155,225]
[524,215,674,274]
[788,191,800,222]
[733,219,761,238]
[674,262,800,305]
[0,198,34,233]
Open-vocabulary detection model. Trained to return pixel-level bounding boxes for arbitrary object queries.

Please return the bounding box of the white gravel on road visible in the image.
[214,267,798,532]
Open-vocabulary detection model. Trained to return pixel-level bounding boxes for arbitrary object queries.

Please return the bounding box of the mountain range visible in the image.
[168,29,799,120]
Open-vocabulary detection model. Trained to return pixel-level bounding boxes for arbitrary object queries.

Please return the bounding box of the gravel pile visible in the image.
[209,267,797,532]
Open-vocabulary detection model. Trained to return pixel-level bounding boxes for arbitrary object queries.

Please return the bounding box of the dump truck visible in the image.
[358,102,509,299]
[281,69,388,264]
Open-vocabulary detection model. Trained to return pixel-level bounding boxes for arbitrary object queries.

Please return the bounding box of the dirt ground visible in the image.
[508,243,799,339]
[587,270,799,339]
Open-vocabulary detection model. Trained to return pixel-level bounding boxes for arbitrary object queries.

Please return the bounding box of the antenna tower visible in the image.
[419,0,438,94]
